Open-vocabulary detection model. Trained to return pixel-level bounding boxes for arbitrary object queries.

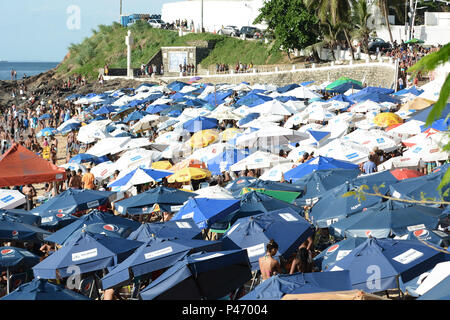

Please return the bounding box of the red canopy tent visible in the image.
[0,143,66,187]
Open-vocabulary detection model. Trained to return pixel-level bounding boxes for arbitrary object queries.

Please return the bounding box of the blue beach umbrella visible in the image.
[309,181,383,228]
[292,169,360,206]
[0,214,51,242]
[404,228,450,248]
[328,200,446,240]
[327,238,450,293]
[225,177,258,195]
[146,104,171,114]
[124,110,148,123]
[221,208,314,270]
[100,237,221,290]
[139,249,252,300]
[114,186,195,215]
[0,246,41,294]
[44,210,140,245]
[182,116,218,133]
[30,189,115,228]
[236,93,273,107]
[172,198,241,229]
[38,114,52,120]
[237,112,260,126]
[277,84,300,94]
[217,191,304,229]
[0,209,41,226]
[1,278,91,300]
[206,149,249,175]
[127,219,203,242]
[107,168,172,191]
[284,156,359,182]
[314,238,367,271]
[389,166,450,205]
[36,127,56,137]
[240,271,352,300]
[167,81,188,92]
[58,122,81,133]
[93,105,116,115]
[32,231,143,279]
[69,153,101,164]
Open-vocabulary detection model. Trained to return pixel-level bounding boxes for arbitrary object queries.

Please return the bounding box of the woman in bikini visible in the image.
[258,239,281,281]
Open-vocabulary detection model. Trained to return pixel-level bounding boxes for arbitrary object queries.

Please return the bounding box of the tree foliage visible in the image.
[408,42,450,190]
[254,0,320,57]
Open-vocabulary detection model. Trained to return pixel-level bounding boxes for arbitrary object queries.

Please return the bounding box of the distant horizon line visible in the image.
[0,61,60,63]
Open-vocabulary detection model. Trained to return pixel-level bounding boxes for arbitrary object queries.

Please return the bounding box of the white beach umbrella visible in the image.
[235,126,309,148]
[131,114,161,133]
[403,140,449,162]
[317,139,370,164]
[343,129,400,152]
[0,189,26,210]
[230,150,291,171]
[281,86,321,99]
[59,162,87,174]
[377,156,421,171]
[250,100,296,115]
[259,162,298,181]
[287,145,318,162]
[114,148,162,172]
[188,143,228,163]
[194,185,235,199]
[91,161,117,182]
[386,119,425,139]
[85,137,131,157]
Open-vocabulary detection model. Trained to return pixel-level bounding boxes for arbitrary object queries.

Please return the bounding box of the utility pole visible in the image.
[200,0,204,33]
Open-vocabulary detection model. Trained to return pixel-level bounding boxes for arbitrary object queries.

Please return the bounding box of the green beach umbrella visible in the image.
[240,188,301,204]
[326,77,362,91]
[405,38,424,44]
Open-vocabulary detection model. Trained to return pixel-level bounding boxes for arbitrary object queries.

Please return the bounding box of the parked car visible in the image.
[239,26,259,39]
[368,38,392,53]
[218,26,240,37]
[148,19,166,29]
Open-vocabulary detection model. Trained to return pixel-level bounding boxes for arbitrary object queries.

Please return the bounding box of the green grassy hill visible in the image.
[57,20,286,79]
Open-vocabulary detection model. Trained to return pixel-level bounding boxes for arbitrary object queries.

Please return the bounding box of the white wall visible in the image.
[161,0,266,32]
[376,25,450,46]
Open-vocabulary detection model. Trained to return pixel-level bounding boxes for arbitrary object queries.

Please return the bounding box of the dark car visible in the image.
[240,26,259,38]
[368,38,392,53]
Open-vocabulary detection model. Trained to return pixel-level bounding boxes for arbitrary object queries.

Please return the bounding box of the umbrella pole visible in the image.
[249,270,259,292]
[6,267,10,295]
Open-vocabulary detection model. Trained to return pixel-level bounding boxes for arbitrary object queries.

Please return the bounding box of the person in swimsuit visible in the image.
[258,239,281,281]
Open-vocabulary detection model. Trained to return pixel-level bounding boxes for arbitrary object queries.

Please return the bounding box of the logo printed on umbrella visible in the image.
[103,224,119,232]
[365,230,372,237]
[326,244,339,255]
[1,249,14,255]
[12,231,18,237]
[413,229,429,238]
[56,213,65,218]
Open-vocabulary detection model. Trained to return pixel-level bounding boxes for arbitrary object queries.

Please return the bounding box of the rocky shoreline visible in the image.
[0,68,160,111]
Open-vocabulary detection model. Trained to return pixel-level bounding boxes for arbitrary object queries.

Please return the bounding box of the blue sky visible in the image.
[0,0,181,62]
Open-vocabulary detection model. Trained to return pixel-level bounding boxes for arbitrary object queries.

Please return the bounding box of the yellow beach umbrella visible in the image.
[189,130,219,149]
[220,127,242,142]
[171,158,207,172]
[167,167,211,183]
[400,97,435,111]
[151,161,173,170]
[373,112,403,128]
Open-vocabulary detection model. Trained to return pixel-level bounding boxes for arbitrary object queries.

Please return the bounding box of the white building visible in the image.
[161,0,267,33]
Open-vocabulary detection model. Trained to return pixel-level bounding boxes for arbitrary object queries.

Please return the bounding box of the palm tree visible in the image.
[377,0,394,44]
[303,0,356,60]
[352,0,374,54]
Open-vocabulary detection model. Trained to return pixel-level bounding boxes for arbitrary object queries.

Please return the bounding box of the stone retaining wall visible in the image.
[160,62,397,89]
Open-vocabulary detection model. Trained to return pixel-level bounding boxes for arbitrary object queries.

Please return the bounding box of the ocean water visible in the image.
[0,61,59,81]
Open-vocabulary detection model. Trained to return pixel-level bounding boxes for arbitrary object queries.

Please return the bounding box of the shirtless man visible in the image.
[24,135,32,150]
[258,239,281,281]
[68,170,82,189]
[22,184,36,210]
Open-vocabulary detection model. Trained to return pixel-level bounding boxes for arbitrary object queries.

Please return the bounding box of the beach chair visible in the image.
[209,222,231,240]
